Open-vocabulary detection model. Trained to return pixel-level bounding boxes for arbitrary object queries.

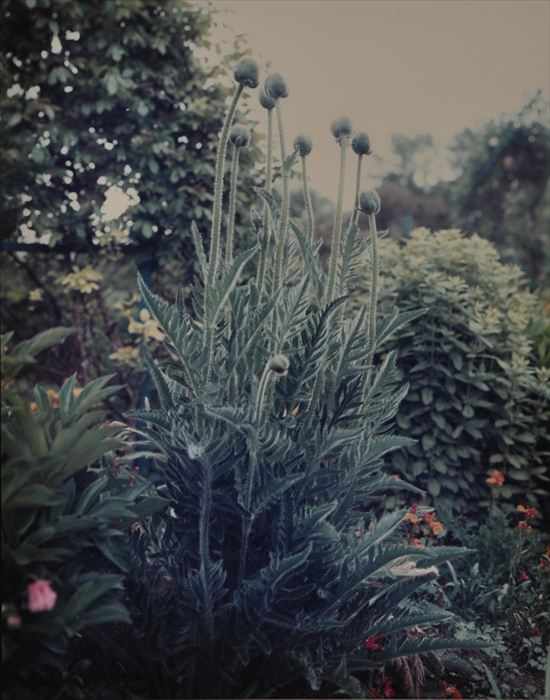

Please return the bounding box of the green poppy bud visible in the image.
[259,87,276,110]
[294,134,313,157]
[229,125,251,148]
[359,190,381,215]
[234,58,259,89]
[264,73,288,100]
[352,132,371,156]
[268,354,290,377]
[331,117,353,141]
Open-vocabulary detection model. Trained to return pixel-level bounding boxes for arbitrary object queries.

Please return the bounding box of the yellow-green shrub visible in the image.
[353,228,550,518]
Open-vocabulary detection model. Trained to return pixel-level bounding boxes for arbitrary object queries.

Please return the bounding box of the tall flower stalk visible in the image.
[255,88,275,295]
[226,126,250,266]
[325,117,352,306]
[263,73,289,349]
[359,190,382,393]
[204,59,258,383]
[295,135,314,243]
[270,91,289,297]
[351,132,371,226]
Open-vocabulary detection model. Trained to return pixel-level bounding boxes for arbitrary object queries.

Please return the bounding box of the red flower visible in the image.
[363,634,384,652]
[516,504,540,519]
[383,678,396,698]
[441,681,463,699]
[518,570,530,582]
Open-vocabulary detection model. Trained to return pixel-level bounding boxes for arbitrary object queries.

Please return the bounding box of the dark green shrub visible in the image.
[1,328,166,698]
[353,228,550,518]
[115,63,486,699]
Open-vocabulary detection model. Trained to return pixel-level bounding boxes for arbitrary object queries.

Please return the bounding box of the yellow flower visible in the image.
[60,266,103,294]
[109,345,140,365]
[29,289,44,302]
[127,309,165,341]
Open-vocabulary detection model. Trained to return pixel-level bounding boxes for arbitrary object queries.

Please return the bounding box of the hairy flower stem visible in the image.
[204,85,243,384]
[325,136,350,306]
[256,109,274,295]
[205,84,243,318]
[352,155,364,226]
[301,155,315,243]
[273,101,290,302]
[364,212,379,392]
[226,143,240,266]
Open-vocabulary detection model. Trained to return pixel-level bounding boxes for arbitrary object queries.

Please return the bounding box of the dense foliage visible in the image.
[1,327,166,698]
[436,511,550,699]
[353,228,550,519]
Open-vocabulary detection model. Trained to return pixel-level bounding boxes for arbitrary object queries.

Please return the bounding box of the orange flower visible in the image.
[404,511,419,525]
[423,511,445,535]
[30,402,39,414]
[409,537,425,548]
[486,469,505,487]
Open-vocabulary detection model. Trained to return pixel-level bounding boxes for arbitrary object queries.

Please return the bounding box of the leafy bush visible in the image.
[104,61,489,699]
[435,512,550,699]
[1,328,166,698]
[353,228,550,518]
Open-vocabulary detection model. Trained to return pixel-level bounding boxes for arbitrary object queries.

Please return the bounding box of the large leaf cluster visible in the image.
[1,328,166,696]
[123,165,484,695]
[352,228,550,518]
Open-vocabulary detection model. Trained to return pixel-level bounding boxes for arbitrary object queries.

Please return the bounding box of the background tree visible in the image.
[0,0,260,392]
[447,92,550,288]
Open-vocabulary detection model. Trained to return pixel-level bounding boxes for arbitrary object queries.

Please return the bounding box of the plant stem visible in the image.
[198,459,214,641]
[325,136,350,306]
[256,108,274,295]
[205,84,243,320]
[352,154,364,226]
[364,212,379,391]
[204,85,243,384]
[226,143,240,267]
[301,155,315,244]
[273,101,290,299]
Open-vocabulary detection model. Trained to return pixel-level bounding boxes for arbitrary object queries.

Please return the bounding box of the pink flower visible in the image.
[27,579,57,613]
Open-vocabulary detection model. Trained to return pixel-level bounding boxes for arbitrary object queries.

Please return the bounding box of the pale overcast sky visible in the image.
[206,0,550,203]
